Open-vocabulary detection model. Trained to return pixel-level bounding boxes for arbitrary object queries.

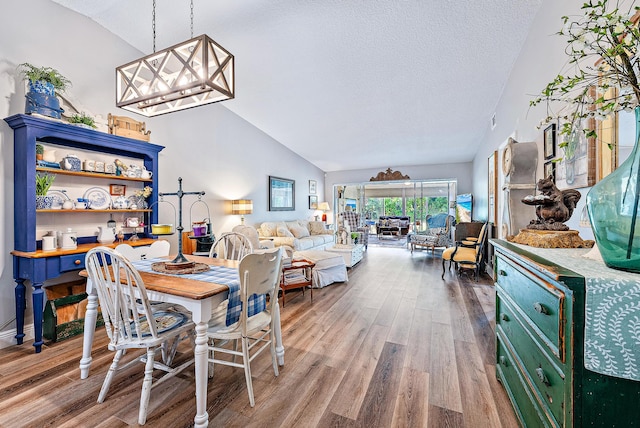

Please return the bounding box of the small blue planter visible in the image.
[36,196,53,210]
[25,81,63,119]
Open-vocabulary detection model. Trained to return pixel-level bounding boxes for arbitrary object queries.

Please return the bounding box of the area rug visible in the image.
[367,234,408,248]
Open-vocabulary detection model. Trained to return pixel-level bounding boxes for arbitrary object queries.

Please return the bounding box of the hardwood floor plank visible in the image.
[279,362,346,427]
[448,281,477,344]
[460,282,496,366]
[387,296,415,346]
[0,246,518,428]
[427,404,464,428]
[328,324,390,419]
[429,322,463,412]
[454,340,502,428]
[323,306,379,369]
[357,342,406,427]
[404,307,432,373]
[391,367,429,428]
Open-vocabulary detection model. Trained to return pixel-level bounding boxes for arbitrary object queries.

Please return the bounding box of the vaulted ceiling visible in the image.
[51,0,544,172]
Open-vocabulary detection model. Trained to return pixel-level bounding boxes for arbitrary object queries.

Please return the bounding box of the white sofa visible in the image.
[256,220,334,252]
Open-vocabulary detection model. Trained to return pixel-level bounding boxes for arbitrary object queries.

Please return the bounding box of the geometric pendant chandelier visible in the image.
[116,34,234,117]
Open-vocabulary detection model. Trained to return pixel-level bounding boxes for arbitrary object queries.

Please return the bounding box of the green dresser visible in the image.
[492,240,640,427]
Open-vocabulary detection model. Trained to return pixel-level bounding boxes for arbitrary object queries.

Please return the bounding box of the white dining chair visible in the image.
[207,247,283,407]
[116,240,175,312]
[85,246,194,425]
[115,240,170,261]
[208,232,253,261]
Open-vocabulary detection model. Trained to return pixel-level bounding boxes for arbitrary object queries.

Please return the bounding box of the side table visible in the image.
[280,259,315,306]
[326,244,364,268]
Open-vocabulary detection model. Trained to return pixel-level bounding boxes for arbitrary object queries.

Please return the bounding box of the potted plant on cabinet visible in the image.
[18,62,71,120]
[36,143,44,161]
[69,112,97,129]
[35,172,55,209]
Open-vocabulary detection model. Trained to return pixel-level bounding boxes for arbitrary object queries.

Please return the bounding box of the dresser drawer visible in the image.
[496,255,565,360]
[497,298,566,426]
[60,254,86,272]
[496,336,552,428]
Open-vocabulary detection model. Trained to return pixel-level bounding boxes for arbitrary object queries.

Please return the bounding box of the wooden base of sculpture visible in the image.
[507,229,594,249]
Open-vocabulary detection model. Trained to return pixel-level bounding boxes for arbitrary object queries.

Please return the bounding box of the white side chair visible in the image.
[115,240,174,311]
[208,232,253,261]
[207,232,255,328]
[115,240,170,261]
[207,247,283,407]
[85,247,194,425]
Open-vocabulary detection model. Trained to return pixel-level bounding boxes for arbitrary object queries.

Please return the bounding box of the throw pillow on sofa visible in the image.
[308,221,328,235]
[289,224,310,238]
[260,222,278,237]
[277,226,294,237]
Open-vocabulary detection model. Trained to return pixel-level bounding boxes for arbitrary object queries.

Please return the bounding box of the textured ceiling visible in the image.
[51,0,543,172]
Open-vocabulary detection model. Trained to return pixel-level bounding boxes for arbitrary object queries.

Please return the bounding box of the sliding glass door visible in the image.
[333,179,456,234]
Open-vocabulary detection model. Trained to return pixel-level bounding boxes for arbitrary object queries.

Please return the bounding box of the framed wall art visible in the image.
[109,184,126,196]
[555,117,596,190]
[309,195,318,209]
[269,176,295,211]
[544,160,556,182]
[544,123,556,159]
[309,180,317,194]
[488,151,498,223]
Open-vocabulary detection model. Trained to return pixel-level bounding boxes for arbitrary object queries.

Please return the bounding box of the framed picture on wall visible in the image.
[555,117,596,190]
[544,123,556,159]
[309,180,317,194]
[269,176,295,211]
[309,195,318,209]
[544,160,556,182]
[488,151,497,223]
[109,184,126,196]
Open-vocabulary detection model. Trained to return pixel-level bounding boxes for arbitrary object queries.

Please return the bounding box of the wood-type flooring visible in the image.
[0,246,519,427]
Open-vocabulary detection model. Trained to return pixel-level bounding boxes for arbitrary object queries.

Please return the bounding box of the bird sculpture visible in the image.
[522,175,582,231]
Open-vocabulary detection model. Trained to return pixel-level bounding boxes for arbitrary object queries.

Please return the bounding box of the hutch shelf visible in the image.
[5,114,165,353]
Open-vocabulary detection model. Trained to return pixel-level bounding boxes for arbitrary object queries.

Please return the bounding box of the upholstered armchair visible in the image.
[441,222,488,281]
[409,214,454,253]
[338,211,369,249]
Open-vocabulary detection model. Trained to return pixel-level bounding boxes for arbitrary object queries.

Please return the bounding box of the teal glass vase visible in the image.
[586,106,640,273]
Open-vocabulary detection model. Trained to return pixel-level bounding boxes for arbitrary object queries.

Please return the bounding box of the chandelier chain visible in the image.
[152,0,156,53]
[190,0,194,38]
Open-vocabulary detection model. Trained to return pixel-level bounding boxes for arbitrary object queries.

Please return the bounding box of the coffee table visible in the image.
[377,224,400,237]
[326,244,364,267]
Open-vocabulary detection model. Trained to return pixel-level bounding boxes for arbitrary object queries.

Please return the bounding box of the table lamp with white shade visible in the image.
[317,202,330,222]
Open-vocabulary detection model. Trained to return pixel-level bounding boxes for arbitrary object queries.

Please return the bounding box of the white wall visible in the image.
[471,0,594,239]
[0,0,324,344]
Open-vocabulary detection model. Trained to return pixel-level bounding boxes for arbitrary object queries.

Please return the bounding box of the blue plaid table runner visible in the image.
[131,258,266,326]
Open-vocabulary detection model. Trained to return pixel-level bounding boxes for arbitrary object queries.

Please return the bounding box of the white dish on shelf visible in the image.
[47,190,70,209]
[83,187,112,210]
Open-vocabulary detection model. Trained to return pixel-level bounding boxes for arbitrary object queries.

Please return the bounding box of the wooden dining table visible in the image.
[78,254,285,428]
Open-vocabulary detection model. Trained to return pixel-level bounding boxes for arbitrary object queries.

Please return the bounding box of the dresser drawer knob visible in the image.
[500,313,509,322]
[74,259,81,265]
[498,269,507,276]
[536,367,550,386]
[499,356,508,367]
[533,302,548,315]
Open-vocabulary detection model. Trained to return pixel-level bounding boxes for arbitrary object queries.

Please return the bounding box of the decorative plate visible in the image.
[83,187,112,210]
[47,190,70,209]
